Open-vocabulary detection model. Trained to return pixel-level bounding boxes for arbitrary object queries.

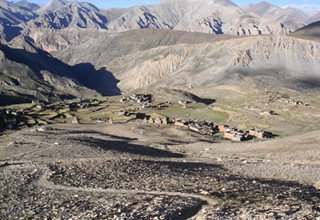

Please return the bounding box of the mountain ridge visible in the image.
[51,29,320,93]
[0,0,318,44]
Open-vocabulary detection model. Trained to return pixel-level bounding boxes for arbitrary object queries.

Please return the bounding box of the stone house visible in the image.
[174,120,189,128]
[154,118,162,125]
[218,125,230,133]
[162,117,170,125]
[249,129,266,139]
[224,131,246,141]
[148,118,155,124]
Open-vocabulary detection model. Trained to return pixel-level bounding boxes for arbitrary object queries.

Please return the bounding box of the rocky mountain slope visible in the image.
[52,29,320,92]
[107,0,309,35]
[0,37,99,105]
[14,0,39,12]
[0,0,38,41]
[244,2,309,31]
[11,0,318,53]
[0,0,318,44]
[30,0,108,29]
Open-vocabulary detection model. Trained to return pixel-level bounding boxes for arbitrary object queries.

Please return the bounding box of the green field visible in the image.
[153,104,229,123]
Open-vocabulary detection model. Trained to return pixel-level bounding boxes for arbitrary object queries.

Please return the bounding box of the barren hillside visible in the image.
[291,20,320,41]
[52,29,320,92]
[108,0,308,35]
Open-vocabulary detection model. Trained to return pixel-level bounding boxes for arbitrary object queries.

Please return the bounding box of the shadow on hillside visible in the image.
[1,25,23,42]
[0,39,121,97]
[72,136,184,158]
[296,77,320,90]
[73,63,121,96]
[45,129,138,142]
[170,89,216,105]
[0,94,32,106]
[193,96,216,105]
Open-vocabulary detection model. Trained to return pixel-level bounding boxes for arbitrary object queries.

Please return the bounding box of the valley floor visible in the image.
[0,122,319,219]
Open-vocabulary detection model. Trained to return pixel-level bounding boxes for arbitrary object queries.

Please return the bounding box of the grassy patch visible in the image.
[153,104,228,123]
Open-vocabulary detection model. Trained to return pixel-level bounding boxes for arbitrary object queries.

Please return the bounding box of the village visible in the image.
[140,115,275,142]
[1,93,319,220]
[0,94,276,142]
[118,94,276,142]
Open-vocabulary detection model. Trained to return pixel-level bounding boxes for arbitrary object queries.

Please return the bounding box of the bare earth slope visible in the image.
[291,20,320,41]
[52,29,320,93]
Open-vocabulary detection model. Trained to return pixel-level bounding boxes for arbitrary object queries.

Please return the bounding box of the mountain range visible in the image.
[0,0,319,41]
[0,0,319,104]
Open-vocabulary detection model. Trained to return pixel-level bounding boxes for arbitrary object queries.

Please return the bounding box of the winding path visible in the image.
[35,166,218,219]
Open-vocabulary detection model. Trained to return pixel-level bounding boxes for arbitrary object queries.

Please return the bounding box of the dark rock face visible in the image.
[0,38,102,106]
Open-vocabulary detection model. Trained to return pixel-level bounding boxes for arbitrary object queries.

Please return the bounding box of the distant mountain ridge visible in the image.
[28,0,108,29]
[107,0,309,35]
[0,0,319,43]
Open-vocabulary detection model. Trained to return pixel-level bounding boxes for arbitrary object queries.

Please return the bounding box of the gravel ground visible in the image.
[0,123,319,219]
[48,159,320,219]
[0,166,204,220]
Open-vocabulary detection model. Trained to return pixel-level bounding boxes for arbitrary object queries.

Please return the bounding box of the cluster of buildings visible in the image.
[69,98,102,110]
[175,119,216,135]
[120,94,153,104]
[68,93,276,143]
[275,96,310,108]
[119,94,172,109]
[220,125,273,141]
[142,115,274,142]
